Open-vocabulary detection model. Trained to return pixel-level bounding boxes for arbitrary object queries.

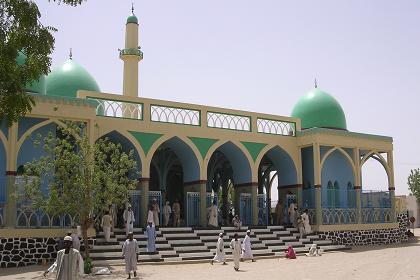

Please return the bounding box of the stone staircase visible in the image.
[90,225,350,266]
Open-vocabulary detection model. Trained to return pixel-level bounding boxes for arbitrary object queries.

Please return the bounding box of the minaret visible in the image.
[120,5,143,97]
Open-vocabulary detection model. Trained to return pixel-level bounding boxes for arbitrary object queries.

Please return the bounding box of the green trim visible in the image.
[297,128,393,142]
[240,141,268,161]
[188,137,219,159]
[129,131,163,155]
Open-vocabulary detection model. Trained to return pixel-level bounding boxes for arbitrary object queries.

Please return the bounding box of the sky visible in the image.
[34,0,420,196]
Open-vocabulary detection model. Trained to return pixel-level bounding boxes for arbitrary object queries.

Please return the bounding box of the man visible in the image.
[152,199,160,226]
[208,201,218,228]
[122,232,139,279]
[288,200,298,227]
[241,230,255,262]
[43,236,84,280]
[211,232,226,265]
[162,201,172,227]
[124,205,135,236]
[301,209,312,235]
[232,215,242,230]
[172,199,181,227]
[67,230,80,251]
[145,221,157,253]
[230,233,242,271]
[101,211,113,243]
[275,201,283,225]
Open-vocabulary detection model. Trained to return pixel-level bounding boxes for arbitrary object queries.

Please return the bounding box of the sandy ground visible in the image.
[1,234,419,280]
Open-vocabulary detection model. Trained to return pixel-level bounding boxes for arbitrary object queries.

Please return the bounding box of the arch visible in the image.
[360,151,391,187]
[321,147,356,176]
[206,140,253,184]
[149,136,201,183]
[98,130,143,178]
[256,145,299,187]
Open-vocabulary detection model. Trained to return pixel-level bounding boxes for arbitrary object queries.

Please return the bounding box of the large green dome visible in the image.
[46,59,100,98]
[16,52,46,95]
[291,88,347,130]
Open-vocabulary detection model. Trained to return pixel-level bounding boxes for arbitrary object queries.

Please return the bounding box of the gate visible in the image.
[129,190,141,227]
[187,192,200,226]
[240,193,252,226]
[206,192,218,208]
[257,194,268,225]
[148,191,162,225]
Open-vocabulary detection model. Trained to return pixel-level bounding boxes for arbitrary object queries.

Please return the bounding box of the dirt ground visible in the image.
[1,233,419,280]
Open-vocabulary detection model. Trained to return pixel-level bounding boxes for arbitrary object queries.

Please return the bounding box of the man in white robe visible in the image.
[208,202,218,228]
[122,232,139,279]
[145,222,157,253]
[43,236,84,280]
[152,199,160,226]
[124,205,135,236]
[230,233,242,271]
[288,201,297,227]
[101,211,112,243]
[162,201,172,226]
[211,233,226,265]
[301,209,312,235]
[172,199,181,227]
[241,230,255,262]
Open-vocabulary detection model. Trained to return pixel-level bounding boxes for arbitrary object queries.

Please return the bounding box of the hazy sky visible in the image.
[34,0,419,195]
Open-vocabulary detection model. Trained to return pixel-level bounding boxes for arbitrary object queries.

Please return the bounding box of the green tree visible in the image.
[20,122,139,257]
[408,168,420,201]
[0,0,84,126]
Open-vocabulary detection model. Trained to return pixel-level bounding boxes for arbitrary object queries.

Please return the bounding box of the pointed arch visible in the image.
[321,147,356,176]
[360,151,391,189]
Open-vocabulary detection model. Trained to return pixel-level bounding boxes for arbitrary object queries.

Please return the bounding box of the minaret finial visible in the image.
[131,3,134,14]
[314,77,318,88]
[69,48,73,60]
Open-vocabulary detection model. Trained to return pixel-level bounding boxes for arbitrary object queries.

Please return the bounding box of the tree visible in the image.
[408,168,420,201]
[0,0,84,126]
[20,121,139,257]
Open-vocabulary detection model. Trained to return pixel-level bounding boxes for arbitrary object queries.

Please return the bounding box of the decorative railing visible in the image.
[361,208,394,223]
[89,98,143,120]
[16,208,79,228]
[257,118,295,136]
[151,105,200,126]
[207,112,251,131]
[119,47,144,59]
[306,208,316,225]
[362,190,391,208]
[322,208,358,224]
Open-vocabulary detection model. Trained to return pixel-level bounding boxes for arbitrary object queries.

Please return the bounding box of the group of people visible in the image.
[147,198,181,227]
[210,230,255,271]
[276,201,312,238]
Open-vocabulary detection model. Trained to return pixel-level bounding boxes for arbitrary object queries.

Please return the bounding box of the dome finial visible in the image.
[131,2,135,15]
[314,77,318,88]
[69,48,73,60]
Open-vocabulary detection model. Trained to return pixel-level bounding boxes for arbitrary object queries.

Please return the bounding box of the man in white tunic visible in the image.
[162,201,172,227]
[43,236,84,280]
[211,233,226,265]
[208,202,218,228]
[122,232,139,279]
[241,230,255,262]
[124,205,135,236]
[152,199,160,226]
[301,209,312,235]
[288,201,297,227]
[145,222,157,253]
[230,233,242,271]
[101,211,113,243]
[172,199,181,227]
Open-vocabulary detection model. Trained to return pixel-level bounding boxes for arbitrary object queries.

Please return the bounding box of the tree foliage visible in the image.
[0,0,84,126]
[408,168,420,201]
[21,121,139,256]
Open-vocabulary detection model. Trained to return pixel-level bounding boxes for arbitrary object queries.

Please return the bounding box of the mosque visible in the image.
[0,8,408,266]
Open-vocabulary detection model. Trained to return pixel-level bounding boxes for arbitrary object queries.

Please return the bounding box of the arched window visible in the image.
[334,181,340,208]
[327,181,334,208]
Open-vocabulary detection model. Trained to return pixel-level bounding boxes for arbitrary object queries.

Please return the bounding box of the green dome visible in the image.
[46,59,100,98]
[16,52,46,95]
[291,88,347,130]
[127,14,138,24]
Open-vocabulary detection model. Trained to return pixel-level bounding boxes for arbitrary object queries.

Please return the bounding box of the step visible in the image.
[160,227,192,232]
[267,225,285,230]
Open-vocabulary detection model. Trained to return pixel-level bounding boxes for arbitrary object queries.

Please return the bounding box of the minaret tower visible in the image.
[120,4,143,97]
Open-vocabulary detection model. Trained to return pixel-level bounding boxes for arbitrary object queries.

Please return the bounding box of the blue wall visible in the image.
[265,146,297,186]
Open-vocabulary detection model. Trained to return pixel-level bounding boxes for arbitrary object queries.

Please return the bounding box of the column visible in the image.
[353,148,362,223]
[139,178,149,228]
[313,143,322,225]
[251,183,258,226]
[387,151,396,222]
[199,181,207,227]
[5,123,18,228]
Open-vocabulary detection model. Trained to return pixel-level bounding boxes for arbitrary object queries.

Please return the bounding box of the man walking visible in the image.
[43,236,84,279]
[101,211,112,243]
[230,233,242,271]
[145,221,157,253]
[241,230,255,262]
[122,232,139,279]
[211,232,226,265]
[162,201,172,227]
[124,205,135,236]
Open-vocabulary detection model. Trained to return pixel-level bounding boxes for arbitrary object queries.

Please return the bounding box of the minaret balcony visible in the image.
[119,47,143,59]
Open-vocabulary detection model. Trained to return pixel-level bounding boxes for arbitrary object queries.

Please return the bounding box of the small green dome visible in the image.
[127,14,138,24]
[16,52,46,95]
[46,59,100,98]
[291,88,347,130]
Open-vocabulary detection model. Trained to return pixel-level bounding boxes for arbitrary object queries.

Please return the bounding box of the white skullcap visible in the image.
[246,230,251,233]
[64,236,73,242]
[219,233,223,237]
